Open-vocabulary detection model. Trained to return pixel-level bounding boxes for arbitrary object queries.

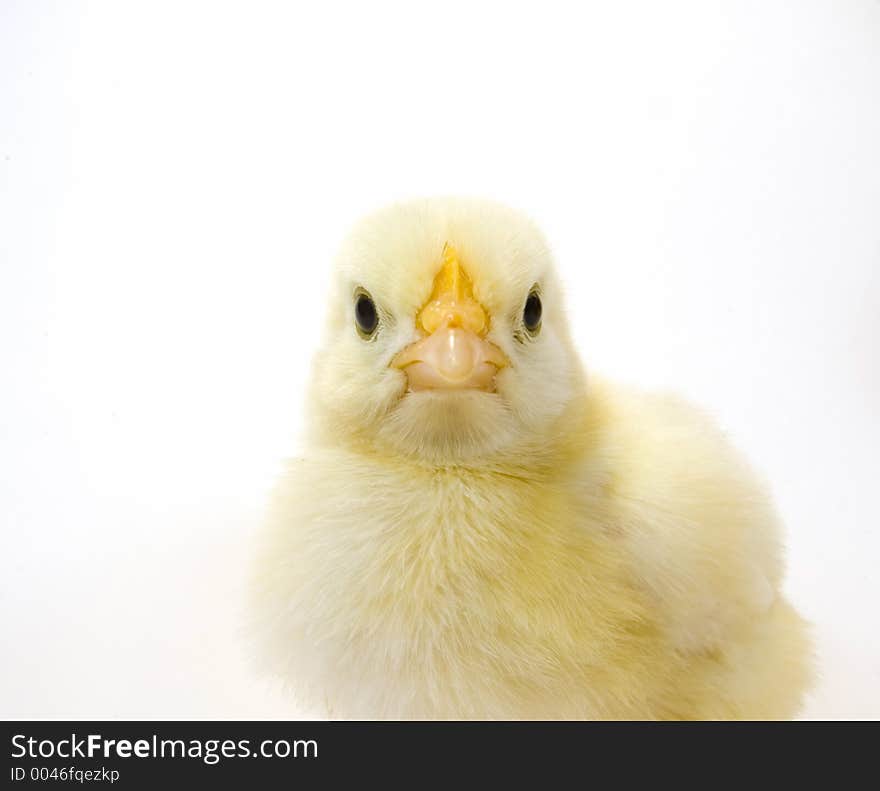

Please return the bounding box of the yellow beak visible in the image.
[391,244,508,391]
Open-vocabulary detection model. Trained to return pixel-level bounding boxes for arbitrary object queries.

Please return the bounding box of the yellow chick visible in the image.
[250,198,812,719]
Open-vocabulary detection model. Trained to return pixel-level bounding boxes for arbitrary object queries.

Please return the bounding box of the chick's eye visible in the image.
[354,290,378,338]
[523,291,542,333]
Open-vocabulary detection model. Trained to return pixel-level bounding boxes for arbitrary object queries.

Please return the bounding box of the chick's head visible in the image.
[309,198,583,464]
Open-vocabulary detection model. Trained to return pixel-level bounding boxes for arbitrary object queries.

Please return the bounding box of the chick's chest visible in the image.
[349,462,580,592]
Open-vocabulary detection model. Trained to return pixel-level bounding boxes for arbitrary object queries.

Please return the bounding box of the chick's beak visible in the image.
[391,245,508,391]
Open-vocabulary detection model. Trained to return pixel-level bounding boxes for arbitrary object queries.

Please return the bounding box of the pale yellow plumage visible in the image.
[250,198,812,719]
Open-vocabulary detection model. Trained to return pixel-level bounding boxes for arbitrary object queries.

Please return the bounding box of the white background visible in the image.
[1,1,878,719]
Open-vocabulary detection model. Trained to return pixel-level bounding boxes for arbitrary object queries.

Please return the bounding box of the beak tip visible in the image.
[391,327,508,392]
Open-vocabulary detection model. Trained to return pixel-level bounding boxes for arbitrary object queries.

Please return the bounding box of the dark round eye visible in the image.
[354,290,378,338]
[523,290,542,333]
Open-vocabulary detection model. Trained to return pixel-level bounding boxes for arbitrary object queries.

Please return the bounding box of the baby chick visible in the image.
[250,198,812,719]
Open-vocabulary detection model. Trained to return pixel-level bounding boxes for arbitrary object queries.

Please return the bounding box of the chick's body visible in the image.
[251,199,811,719]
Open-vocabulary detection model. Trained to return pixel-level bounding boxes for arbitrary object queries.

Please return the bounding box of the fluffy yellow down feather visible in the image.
[250,198,812,719]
